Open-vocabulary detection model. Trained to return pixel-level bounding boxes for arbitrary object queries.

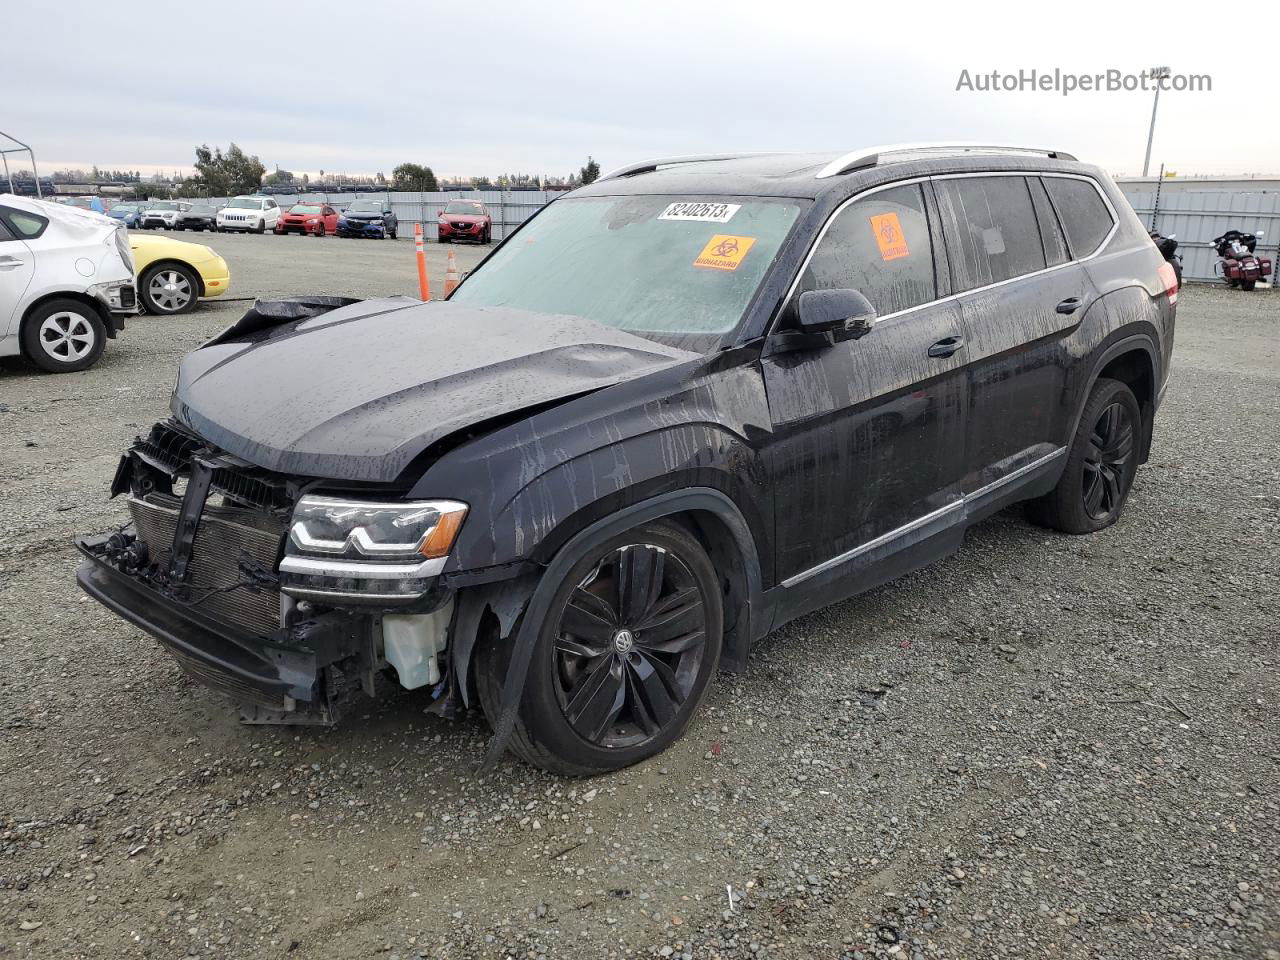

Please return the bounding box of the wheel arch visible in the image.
[19,291,114,356]
[466,485,765,770]
[1076,332,1160,463]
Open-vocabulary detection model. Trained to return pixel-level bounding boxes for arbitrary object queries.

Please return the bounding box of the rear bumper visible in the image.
[75,536,321,710]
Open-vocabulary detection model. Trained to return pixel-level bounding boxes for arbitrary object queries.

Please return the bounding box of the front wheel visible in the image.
[1241,279,1257,291]
[477,521,723,776]
[254,219,265,234]
[1029,378,1140,534]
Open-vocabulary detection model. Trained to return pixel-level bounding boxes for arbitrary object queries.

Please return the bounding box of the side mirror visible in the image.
[796,289,878,339]
[437,209,444,216]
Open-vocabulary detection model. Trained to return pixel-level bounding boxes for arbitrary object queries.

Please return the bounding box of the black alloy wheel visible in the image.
[1029,377,1141,534]
[552,543,708,748]
[1082,401,1135,521]
[477,520,722,775]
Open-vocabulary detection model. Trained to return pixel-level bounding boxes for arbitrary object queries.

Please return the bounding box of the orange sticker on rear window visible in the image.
[693,234,757,271]
[869,212,910,261]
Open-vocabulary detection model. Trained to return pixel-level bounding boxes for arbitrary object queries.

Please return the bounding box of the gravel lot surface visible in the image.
[1,235,1277,960]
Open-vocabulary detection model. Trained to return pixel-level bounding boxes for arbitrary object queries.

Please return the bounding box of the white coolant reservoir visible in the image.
[382,597,454,690]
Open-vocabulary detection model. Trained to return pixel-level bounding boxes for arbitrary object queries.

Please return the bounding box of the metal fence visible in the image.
[193,190,557,241]
[1115,183,1280,283]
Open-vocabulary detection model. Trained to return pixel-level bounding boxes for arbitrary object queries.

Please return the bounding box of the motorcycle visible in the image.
[1149,230,1182,290]
[1211,229,1271,291]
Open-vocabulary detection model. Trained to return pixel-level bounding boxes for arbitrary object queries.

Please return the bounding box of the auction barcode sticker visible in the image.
[659,202,741,223]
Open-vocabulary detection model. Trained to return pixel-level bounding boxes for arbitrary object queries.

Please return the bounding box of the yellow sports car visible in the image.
[129,234,231,315]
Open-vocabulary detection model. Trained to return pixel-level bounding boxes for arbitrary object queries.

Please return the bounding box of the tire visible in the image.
[483,226,491,244]
[1029,378,1141,534]
[389,226,397,240]
[1241,279,1257,291]
[254,220,265,234]
[140,263,199,315]
[476,520,723,776]
[21,298,107,373]
[438,236,449,243]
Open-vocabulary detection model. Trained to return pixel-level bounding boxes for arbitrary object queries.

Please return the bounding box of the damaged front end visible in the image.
[76,420,480,726]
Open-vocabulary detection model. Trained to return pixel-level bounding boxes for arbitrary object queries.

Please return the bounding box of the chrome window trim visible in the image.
[779,447,1067,589]
[775,171,1120,331]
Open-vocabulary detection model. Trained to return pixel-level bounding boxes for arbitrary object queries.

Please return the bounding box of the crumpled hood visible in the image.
[171,298,698,483]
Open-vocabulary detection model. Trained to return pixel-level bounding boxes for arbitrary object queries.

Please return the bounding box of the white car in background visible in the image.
[216,195,281,234]
[0,194,136,373]
[139,200,193,230]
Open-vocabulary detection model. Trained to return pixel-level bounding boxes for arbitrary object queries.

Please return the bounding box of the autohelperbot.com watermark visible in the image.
[956,68,1211,96]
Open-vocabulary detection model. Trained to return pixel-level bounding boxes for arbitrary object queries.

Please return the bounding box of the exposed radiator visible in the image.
[128,494,285,637]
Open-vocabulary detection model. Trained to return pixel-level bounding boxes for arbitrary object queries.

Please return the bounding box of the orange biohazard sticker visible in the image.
[869,212,910,261]
[693,234,757,272]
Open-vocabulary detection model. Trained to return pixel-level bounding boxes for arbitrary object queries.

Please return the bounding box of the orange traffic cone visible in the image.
[444,249,460,297]
[414,223,431,301]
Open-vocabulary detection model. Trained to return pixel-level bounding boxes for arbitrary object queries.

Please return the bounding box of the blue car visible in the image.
[336,199,398,239]
[106,202,145,228]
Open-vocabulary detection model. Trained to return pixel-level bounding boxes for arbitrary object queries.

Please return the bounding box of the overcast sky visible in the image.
[7,0,1274,181]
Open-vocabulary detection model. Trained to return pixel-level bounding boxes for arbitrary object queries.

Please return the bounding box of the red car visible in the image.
[275,203,339,237]
[436,199,491,243]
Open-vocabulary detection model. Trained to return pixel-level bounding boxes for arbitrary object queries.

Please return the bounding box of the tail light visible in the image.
[1157,262,1179,305]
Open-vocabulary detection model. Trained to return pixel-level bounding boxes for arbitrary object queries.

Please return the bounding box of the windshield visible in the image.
[450,195,802,351]
[64,198,93,208]
[227,198,262,209]
[291,204,323,214]
[149,201,179,210]
[347,200,383,213]
[187,205,214,215]
[112,204,139,213]
[445,201,484,215]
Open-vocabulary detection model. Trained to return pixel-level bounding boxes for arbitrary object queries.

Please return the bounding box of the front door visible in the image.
[762,182,968,616]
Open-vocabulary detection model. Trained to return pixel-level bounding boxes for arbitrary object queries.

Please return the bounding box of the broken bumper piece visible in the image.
[76,534,349,722]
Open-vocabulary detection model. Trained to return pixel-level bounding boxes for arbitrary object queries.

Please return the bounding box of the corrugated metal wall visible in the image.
[1116,183,1280,283]
[201,190,557,241]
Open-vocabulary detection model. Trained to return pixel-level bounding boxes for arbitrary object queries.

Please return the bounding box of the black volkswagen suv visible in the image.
[78,145,1178,775]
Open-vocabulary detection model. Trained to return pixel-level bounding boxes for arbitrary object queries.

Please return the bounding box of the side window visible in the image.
[266,200,277,209]
[1043,177,1114,259]
[0,218,14,241]
[1028,177,1070,267]
[934,176,1046,291]
[796,183,936,317]
[5,210,49,239]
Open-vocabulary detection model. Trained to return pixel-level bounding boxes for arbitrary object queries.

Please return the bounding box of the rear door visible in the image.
[932,174,1097,493]
[763,181,968,596]
[0,213,35,335]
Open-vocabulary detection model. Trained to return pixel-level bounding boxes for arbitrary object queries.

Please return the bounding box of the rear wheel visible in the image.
[21,299,106,373]
[477,521,722,776]
[1029,378,1140,534]
[141,263,199,315]
[1241,279,1257,291]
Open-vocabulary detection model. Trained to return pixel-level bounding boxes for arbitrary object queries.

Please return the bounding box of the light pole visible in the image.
[1142,65,1171,177]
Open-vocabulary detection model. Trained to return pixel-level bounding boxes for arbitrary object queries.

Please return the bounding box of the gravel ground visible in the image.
[1,236,1277,960]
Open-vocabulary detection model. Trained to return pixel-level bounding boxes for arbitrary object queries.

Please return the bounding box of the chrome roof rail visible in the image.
[598,153,777,181]
[815,143,1078,179]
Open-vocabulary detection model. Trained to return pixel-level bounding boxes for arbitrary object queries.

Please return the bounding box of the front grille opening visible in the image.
[129,493,286,637]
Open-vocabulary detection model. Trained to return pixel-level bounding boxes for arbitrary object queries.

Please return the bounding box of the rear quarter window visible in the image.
[1043,176,1115,258]
[934,176,1046,291]
[3,209,49,239]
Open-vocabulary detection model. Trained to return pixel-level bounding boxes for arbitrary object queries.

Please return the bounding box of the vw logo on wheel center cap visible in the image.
[612,629,635,654]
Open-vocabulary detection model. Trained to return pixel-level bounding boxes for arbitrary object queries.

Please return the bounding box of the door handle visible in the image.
[928,335,964,358]
[1056,297,1082,315]
[0,256,25,269]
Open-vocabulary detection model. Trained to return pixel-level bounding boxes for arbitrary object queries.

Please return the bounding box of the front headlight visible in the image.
[278,496,467,603]
[306,218,319,224]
